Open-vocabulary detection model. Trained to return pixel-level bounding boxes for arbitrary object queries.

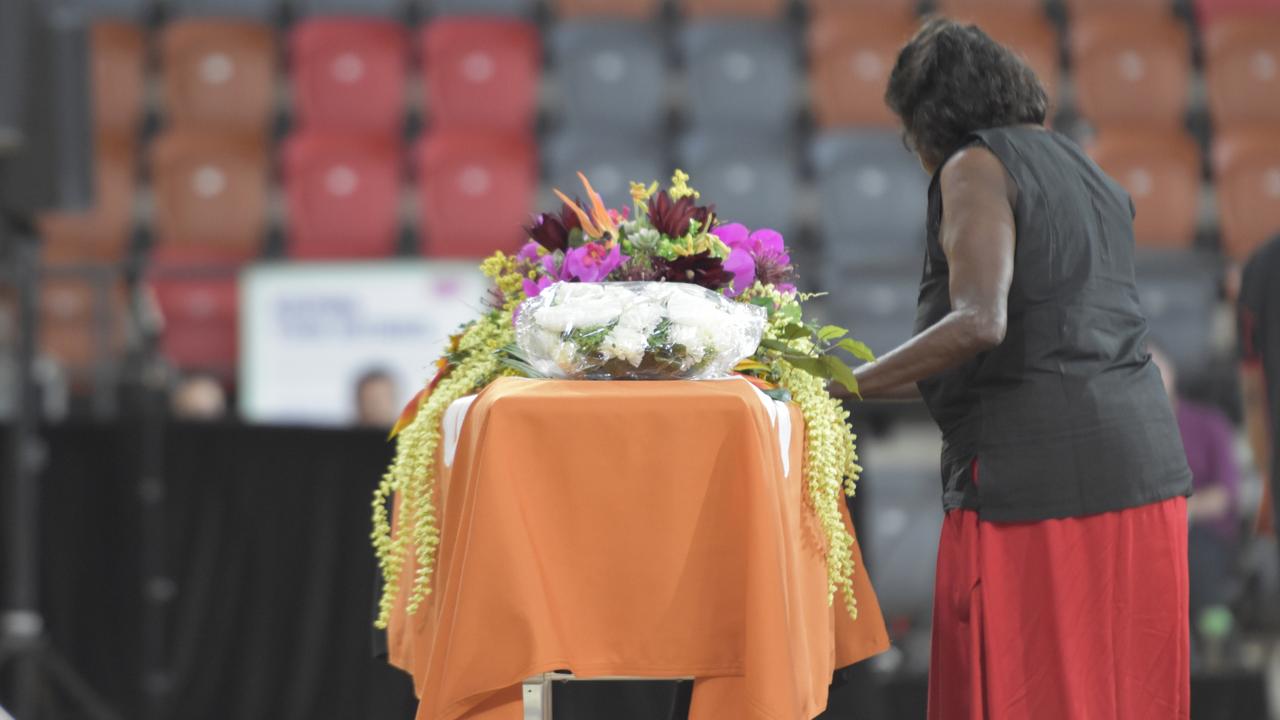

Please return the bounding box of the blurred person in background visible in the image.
[855,18,1193,719]
[354,367,400,429]
[1239,236,1279,554]
[169,371,227,420]
[1151,345,1241,630]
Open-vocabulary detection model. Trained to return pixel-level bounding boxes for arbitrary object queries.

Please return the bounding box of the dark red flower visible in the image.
[523,199,585,252]
[646,192,715,239]
[657,251,732,290]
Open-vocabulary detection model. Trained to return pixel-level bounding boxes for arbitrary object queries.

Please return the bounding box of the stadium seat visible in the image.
[1204,16,1280,128]
[282,132,403,260]
[429,0,539,16]
[297,0,407,15]
[1196,0,1280,26]
[91,22,146,140]
[38,137,136,263]
[1066,0,1172,12]
[38,275,128,374]
[936,0,1046,15]
[814,261,921,359]
[810,130,929,266]
[169,0,281,19]
[416,131,537,257]
[1070,11,1190,129]
[1134,251,1220,376]
[808,11,918,128]
[159,19,277,133]
[549,21,666,132]
[83,0,149,19]
[860,458,945,624]
[942,11,1062,106]
[421,19,541,133]
[545,129,667,208]
[808,0,918,18]
[290,19,409,135]
[680,21,799,133]
[149,130,269,266]
[677,132,800,240]
[1087,129,1201,250]
[1212,128,1280,261]
[146,272,240,377]
[678,0,786,18]
[552,0,661,19]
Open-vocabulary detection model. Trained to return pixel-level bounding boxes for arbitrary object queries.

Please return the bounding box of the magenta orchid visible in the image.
[713,223,797,296]
[564,242,628,283]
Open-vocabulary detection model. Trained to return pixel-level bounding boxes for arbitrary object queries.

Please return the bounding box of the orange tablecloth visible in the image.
[386,377,889,720]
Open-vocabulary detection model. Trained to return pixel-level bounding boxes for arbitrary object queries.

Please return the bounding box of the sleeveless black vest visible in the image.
[915,126,1192,521]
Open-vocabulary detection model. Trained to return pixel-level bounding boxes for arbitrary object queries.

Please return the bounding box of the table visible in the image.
[385,378,889,720]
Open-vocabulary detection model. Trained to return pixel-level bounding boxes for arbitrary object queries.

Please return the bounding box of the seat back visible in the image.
[808,11,917,128]
[38,137,136,263]
[91,22,146,140]
[1087,129,1201,250]
[429,0,539,16]
[297,0,408,16]
[169,0,281,19]
[1134,251,1220,377]
[681,21,799,133]
[290,19,409,134]
[160,19,277,133]
[550,22,667,132]
[678,0,786,18]
[1071,11,1190,128]
[422,19,541,133]
[1212,128,1280,260]
[38,273,129,375]
[552,0,661,19]
[813,261,922,360]
[1204,17,1280,128]
[677,132,799,239]
[545,129,668,208]
[147,271,240,377]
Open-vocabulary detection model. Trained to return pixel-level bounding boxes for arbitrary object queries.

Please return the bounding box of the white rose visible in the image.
[669,322,707,364]
[600,326,649,367]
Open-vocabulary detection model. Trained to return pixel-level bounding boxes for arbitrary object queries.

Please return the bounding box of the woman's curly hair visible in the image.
[885,18,1049,168]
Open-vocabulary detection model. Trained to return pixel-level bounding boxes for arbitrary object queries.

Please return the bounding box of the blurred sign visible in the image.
[240,261,490,426]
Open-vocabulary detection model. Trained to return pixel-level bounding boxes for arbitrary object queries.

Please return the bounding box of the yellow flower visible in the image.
[630,180,658,206]
[669,169,700,200]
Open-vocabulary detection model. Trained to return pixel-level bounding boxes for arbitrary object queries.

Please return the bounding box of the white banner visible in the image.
[240,261,490,426]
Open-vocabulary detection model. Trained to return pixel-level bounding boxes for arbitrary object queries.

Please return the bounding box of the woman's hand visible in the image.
[853,146,1017,400]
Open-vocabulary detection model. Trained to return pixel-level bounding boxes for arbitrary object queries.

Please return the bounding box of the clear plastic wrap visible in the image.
[515,282,766,380]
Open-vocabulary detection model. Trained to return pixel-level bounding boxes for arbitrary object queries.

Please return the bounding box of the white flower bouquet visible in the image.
[514,281,766,380]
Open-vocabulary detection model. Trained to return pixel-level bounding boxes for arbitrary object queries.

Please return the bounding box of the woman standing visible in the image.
[853,19,1193,719]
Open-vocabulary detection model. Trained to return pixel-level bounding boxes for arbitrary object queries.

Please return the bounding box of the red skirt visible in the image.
[928,494,1190,720]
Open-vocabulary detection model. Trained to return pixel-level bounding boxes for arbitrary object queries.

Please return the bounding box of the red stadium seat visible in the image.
[290,19,409,135]
[809,0,917,17]
[553,0,660,18]
[416,130,537,257]
[1196,0,1280,26]
[282,131,403,259]
[808,11,918,128]
[91,22,146,139]
[1204,16,1280,128]
[942,11,1062,106]
[1087,129,1201,250]
[1213,128,1280,260]
[147,272,239,376]
[38,137,136,263]
[150,130,269,266]
[160,19,276,133]
[38,275,128,374]
[679,0,786,17]
[421,19,541,133]
[1070,11,1190,129]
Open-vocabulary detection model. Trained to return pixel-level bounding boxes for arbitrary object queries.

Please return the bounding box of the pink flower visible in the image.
[516,241,543,264]
[522,275,554,299]
[722,247,756,297]
[712,223,796,293]
[563,242,628,283]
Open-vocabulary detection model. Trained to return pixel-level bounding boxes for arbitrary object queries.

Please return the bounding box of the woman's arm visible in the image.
[854,146,1017,400]
[1242,364,1274,534]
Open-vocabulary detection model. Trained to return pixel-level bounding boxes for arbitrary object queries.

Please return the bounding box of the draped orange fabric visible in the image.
[385,378,889,720]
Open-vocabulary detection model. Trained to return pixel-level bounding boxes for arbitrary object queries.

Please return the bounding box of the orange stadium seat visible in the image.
[1070,11,1190,129]
[553,0,660,19]
[290,19,409,135]
[1066,0,1172,12]
[808,11,918,128]
[808,0,918,18]
[147,273,239,376]
[38,276,128,374]
[943,11,1062,107]
[416,130,537,258]
[679,0,786,18]
[91,22,146,139]
[282,131,402,259]
[1196,0,1280,26]
[159,19,276,133]
[1213,128,1280,260]
[38,137,136,263]
[936,0,1046,16]
[421,19,541,133]
[1204,16,1280,128]
[150,130,269,266]
[1087,129,1201,250]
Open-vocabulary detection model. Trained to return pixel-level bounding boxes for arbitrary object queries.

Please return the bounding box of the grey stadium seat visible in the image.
[813,261,920,361]
[83,0,151,19]
[427,0,538,16]
[679,21,798,134]
[860,456,943,623]
[545,129,668,209]
[550,21,666,133]
[811,130,929,267]
[1135,250,1220,377]
[677,131,799,240]
[167,0,281,18]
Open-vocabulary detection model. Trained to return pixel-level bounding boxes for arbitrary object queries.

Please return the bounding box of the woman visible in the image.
[853,18,1194,719]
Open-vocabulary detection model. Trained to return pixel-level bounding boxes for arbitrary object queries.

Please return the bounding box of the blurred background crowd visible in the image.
[1,0,1279,717]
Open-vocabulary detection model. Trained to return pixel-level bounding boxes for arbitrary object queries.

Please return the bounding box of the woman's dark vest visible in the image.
[915,126,1192,521]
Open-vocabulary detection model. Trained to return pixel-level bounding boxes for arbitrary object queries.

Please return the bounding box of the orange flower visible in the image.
[552,172,619,239]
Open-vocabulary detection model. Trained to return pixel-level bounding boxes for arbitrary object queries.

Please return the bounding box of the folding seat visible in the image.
[860,459,946,624]
[808,0,917,18]
[808,11,919,128]
[282,131,403,259]
[429,0,539,16]
[91,22,146,140]
[813,261,921,360]
[38,275,128,375]
[545,129,667,209]
[680,21,799,133]
[149,130,269,266]
[1070,11,1189,129]
[170,0,282,18]
[549,21,666,132]
[1086,129,1201,250]
[1134,251,1220,377]
[552,0,661,19]
[1065,0,1172,12]
[297,0,407,15]
[416,131,537,257]
[810,130,929,267]
[146,272,240,377]
[38,137,136,263]
[421,19,541,133]
[159,19,277,133]
[1212,128,1280,261]
[677,132,800,240]
[84,0,149,19]
[942,11,1062,106]
[290,19,409,135]
[1204,16,1280,128]
[678,0,786,18]
[1196,0,1280,26]
[936,0,1046,15]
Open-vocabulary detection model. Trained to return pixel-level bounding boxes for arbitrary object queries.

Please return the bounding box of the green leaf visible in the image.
[785,355,829,379]
[777,302,803,323]
[763,387,792,403]
[823,355,861,397]
[817,325,849,342]
[759,338,797,354]
[837,338,876,364]
[779,323,811,340]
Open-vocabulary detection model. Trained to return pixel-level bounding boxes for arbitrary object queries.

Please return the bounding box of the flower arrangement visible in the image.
[372,171,874,629]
